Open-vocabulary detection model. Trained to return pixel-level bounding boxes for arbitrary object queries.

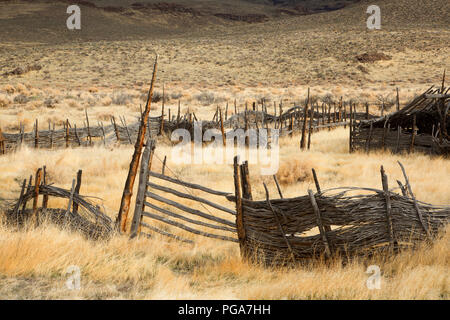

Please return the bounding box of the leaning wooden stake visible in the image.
[13,179,27,218]
[264,183,295,263]
[308,189,331,258]
[273,175,283,198]
[116,55,158,233]
[397,161,431,239]
[21,175,32,214]
[66,179,76,219]
[31,168,42,226]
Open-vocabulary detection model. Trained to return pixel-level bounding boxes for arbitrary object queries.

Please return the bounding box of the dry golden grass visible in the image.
[0,128,448,299]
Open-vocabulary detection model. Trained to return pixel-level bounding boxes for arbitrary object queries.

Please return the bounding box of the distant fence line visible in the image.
[0,97,387,155]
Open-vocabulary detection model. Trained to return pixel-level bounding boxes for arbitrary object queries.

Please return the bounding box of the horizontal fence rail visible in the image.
[130,139,238,243]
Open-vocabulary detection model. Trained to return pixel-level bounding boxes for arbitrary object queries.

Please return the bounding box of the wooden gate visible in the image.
[129,139,238,243]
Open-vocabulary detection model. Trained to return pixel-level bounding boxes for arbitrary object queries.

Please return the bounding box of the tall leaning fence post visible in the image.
[116,55,158,233]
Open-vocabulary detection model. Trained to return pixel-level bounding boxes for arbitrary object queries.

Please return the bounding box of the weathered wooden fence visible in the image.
[0,115,162,154]
[129,139,238,243]
[230,160,449,265]
[5,166,113,239]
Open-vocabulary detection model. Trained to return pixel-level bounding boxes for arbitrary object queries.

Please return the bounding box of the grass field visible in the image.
[0,0,449,299]
[0,128,449,299]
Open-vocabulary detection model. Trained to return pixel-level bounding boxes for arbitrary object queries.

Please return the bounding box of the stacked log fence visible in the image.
[230,160,449,266]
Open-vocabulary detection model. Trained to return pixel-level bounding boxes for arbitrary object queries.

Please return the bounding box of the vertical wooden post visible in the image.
[380,166,395,248]
[65,119,70,148]
[100,121,106,146]
[159,84,165,136]
[289,113,293,137]
[85,108,92,145]
[395,126,401,153]
[74,124,81,146]
[349,103,353,153]
[0,126,5,155]
[225,102,228,121]
[396,88,400,111]
[307,108,313,150]
[42,166,49,209]
[162,155,167,175]
[300,88,310,149]
[66,179,76,219]
[409,114,416,154]
[240,161,253,200]
[130,139,155,238]
[22,175,32,214]
[365,103,369,120]
[177,100,181,125]
[219,107,226,146]
[72,170,82,215]
[116,55,157,232]
[34,119,39,149]
[111,116,120,142]
[365,122,373,154]
[233,156,247,259]
[31,168,42,226]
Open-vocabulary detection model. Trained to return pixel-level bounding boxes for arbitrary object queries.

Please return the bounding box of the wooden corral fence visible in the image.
[230,160,449,265]
[129,139,238,243]
[350,84,450,156]
[0,114,162,154]
[5,166,113,239]
[0,92,390,156]
[126,143,449,265]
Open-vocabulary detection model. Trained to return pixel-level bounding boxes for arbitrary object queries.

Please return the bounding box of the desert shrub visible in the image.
[101,96,112,106]
[44,98,58,108]
[170,92,183,100]
[276,159,313,186]
[3,84,15,94]
[14,94,29,104]
[0,94,12,108]
[111,92,133,105]
[195,92,216,105]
